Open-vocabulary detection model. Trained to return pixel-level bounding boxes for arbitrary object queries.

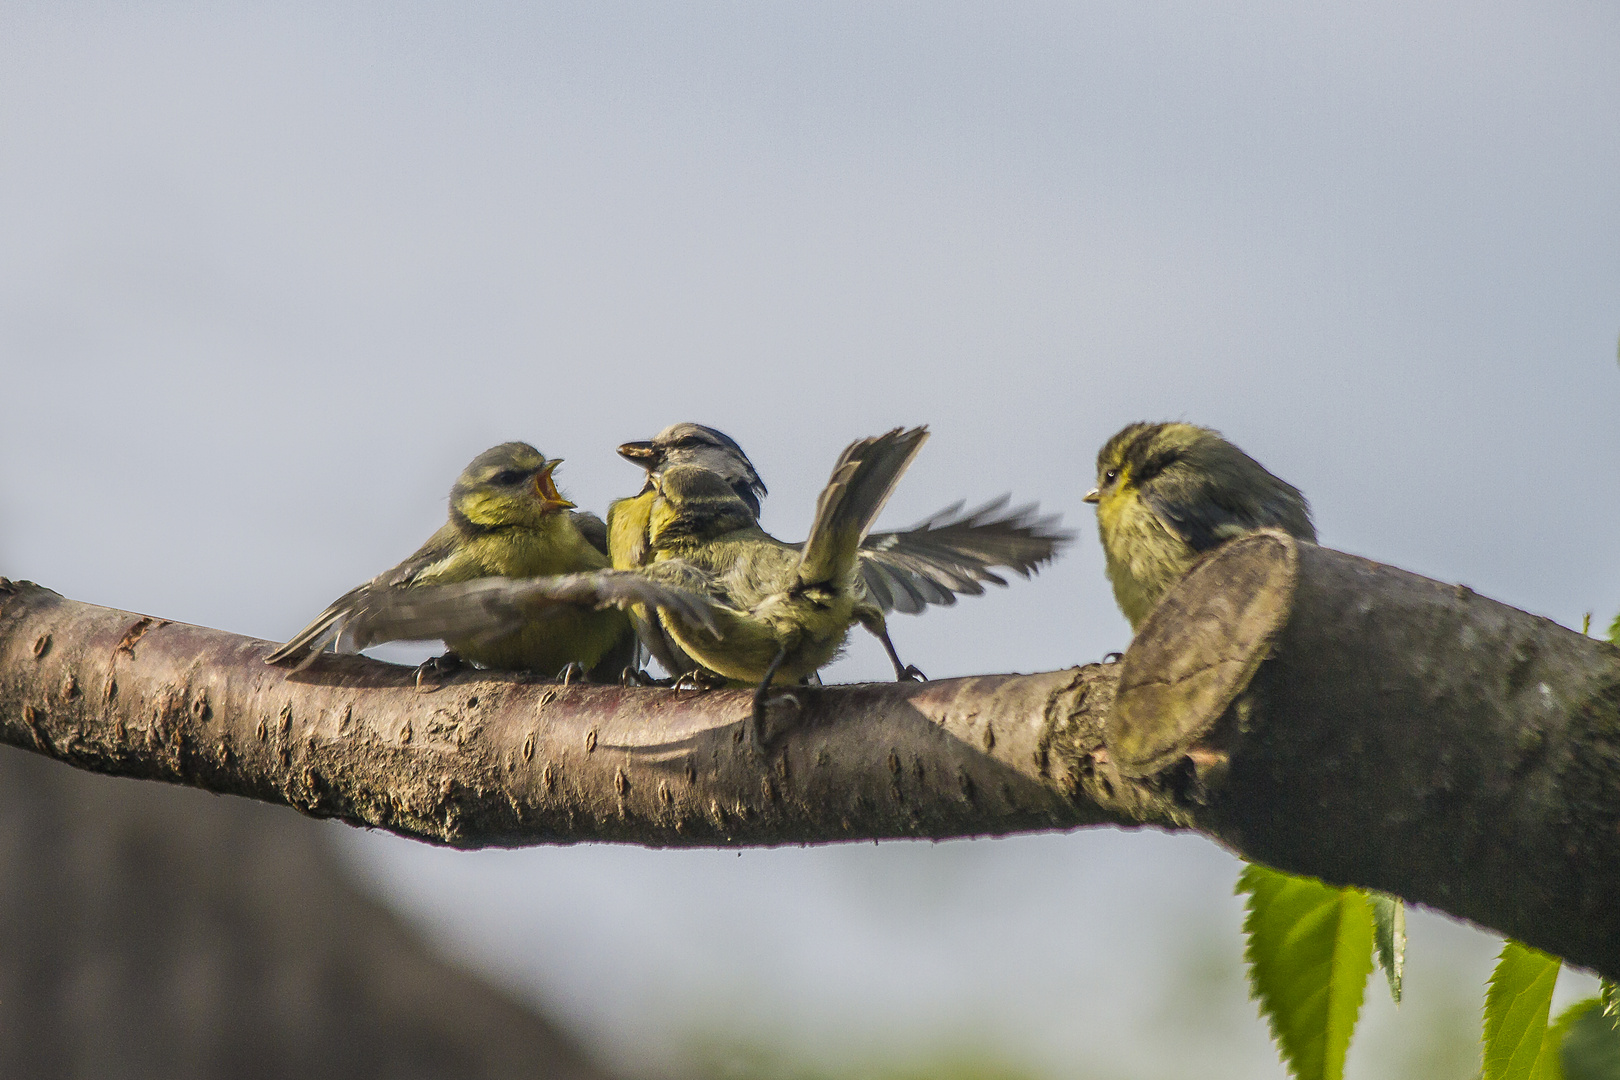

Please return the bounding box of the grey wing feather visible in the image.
[617,560,718,676]
[797,427,930,585]
[285,572,723,667]
[630,608,690,676]
[856,495,1073,615]
[263,582,374,668]
[1141,474,1315,552]
[264,529,457,668]
[538,572,723,639]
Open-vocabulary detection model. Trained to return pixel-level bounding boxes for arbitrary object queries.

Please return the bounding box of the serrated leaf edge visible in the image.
[1239,865,1374,1080]
[1370,892,1406,1005]
[1482,940,1561,1080]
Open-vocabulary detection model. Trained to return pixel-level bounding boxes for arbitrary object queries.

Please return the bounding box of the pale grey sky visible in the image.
[2,3,1617,1077]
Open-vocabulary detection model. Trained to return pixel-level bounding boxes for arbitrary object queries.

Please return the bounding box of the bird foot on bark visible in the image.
[413,652,464,692]
[672,669,724,692]
[619,666,659,687]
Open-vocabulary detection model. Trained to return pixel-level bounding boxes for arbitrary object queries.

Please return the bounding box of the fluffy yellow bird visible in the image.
[1084,421,1315,629]
[267,442,640,680]
[639,428,926,687]
[609,422,1070,682]
[378,429,936,743]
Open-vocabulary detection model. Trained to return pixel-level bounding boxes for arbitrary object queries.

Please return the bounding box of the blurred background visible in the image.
[2,2,1617,1077]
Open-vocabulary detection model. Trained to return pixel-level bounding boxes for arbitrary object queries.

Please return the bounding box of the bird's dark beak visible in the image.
[617,440,659,467]
[535,460,575,512]
[1082,489,1101,504]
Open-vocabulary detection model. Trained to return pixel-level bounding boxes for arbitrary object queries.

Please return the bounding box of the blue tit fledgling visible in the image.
[609,422,1071,681]
[610,422,767,571]
[633,427,929,727]
[607,424,766,677]
[1084,421,1315,629]
[616,423,768,523]
[267,442,638,680]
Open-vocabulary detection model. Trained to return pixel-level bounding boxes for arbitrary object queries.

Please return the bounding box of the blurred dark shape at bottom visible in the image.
[0,746,619,1080]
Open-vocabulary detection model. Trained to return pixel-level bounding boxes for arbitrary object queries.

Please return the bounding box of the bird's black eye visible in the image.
[492,469,527,486]
[1104,469,1119,484]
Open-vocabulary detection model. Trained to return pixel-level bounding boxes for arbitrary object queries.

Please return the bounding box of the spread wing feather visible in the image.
[262,527,461,666]
[796,427,930,587]
[855,495,1072,616]
[266,571,719,671]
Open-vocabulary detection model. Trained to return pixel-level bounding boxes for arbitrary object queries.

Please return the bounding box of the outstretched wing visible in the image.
[855,496,1072,615]
[263,584,370,667]
[263,524,466,667]
[266,571,719,671]
[797,427,929,588]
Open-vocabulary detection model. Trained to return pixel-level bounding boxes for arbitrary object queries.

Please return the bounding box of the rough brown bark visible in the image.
[1181,536,1620,980]
[1107,532,1620,981]
[0,577,1149,850]
[4,539,1619,980]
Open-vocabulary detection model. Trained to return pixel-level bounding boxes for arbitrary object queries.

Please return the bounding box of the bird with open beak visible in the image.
[267,441,639,680]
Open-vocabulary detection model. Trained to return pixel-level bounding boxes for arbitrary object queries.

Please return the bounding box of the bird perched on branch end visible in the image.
[266,442,638,680]
[1085,421,1403,969]
[1084,421,1315,629]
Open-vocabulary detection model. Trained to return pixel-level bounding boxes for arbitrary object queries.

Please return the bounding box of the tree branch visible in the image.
[1106,533,1620,981]
[0,577,1150,850]
[3,538,1618,980]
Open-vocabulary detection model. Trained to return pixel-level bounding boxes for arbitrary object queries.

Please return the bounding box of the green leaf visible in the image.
[1482,940,1562,1080]
[1238,864,1375,1080]
[1369,892,1406,1003]
[1608,611,1620,646]
[1601,980,1619,1030]
[1561,998,1620,1080]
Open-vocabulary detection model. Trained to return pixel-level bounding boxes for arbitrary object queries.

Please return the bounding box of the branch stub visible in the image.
[1107,529,1300,778]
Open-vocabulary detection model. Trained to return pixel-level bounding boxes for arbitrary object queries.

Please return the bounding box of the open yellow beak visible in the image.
[1083,488,1101,504]
[534,459,576,512]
